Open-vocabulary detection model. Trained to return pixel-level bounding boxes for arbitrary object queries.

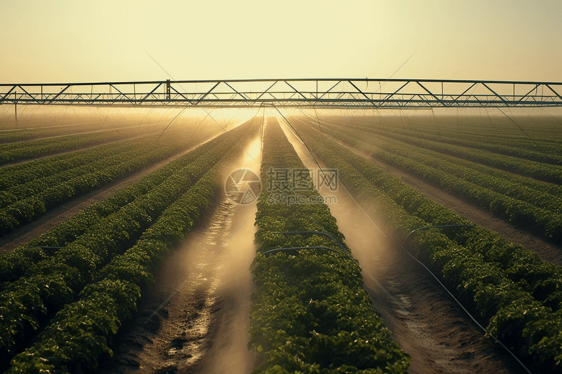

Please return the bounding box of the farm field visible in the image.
[297,113,562,251]
[0,109,561,373]
[289,112,562,373]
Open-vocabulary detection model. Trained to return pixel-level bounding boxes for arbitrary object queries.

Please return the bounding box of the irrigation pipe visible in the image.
[402,224,475,243]
[274,124,409,312]
[261,246,340,256]
[271,112,531,372]
[270,230,406,313]
[398,225,533,373]
[273,105,336,190]
[293,123,533,371]
[273,230,346,252]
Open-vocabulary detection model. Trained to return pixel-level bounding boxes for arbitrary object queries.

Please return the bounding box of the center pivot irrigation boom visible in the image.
[1,78,561,109]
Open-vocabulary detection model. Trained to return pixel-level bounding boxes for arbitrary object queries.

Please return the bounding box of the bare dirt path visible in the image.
[282,126,524,374]
[97,135,262,374]
[332,137,562,267]
[0,140,211,253]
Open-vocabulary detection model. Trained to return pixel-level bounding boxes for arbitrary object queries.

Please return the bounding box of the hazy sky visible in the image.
[1,0,561,84]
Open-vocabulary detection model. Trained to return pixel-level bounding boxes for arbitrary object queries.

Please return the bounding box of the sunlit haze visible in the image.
[2,3,562,373]
[1,0,561,84]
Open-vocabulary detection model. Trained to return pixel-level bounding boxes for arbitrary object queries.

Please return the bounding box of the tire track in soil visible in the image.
[0,140,212,253]
[333,136,562,267]
[96,136,262,374]
[282,125,524,374]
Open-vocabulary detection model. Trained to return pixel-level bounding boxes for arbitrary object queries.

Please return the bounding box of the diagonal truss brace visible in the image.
[0,78,561,108]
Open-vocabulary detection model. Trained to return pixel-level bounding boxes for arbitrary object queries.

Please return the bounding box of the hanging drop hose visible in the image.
[261,246,340,257]
[402,224,475,244]
[273,105,336,191]
[398,224,533,374]
[272,231,346,252]
[267,228,408,313]
[270,109,534,372]
[496,107,539,148]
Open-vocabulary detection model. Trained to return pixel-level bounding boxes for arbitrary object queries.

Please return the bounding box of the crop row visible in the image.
[320,118,562,198]
[331,118,562,184]
[0,135,148,191]
[0,126,216,208]
[0,122,254,365]
[0,146,145,209]
[5,119,259,373]
[349,113,562,146]
[296,121,562,372]
[0,127,150,165]
[0,129,215,236]
[248,118,410,373]
[301,120,562,309]
[0,121,149,144]
[350,116,562,160]
[0,137,142,190]
[0,131,228,286]
[313,116,562,198]
[315,121,562,243]
[0,124,216,190]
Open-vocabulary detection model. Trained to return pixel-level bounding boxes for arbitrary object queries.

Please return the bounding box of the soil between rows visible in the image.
[0,140,211,253]
[282,125,525,373]
[1,121,545,372]
[0,127,165,168]
[332,136,562,267]
[96,135,263,374]
[96,196,258,374]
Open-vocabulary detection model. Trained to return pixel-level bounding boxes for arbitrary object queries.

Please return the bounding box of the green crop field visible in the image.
[0,110,561,373]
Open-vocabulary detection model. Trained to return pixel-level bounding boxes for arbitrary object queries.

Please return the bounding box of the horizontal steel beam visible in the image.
[1,79,561,108]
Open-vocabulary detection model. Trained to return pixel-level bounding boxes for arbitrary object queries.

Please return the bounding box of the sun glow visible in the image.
[1,1,560,84]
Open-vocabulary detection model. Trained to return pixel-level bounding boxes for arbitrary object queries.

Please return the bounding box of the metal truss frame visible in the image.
[1,78,561,108]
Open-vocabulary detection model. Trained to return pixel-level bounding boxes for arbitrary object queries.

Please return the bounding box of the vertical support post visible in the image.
[166,79,171,101]
[15,102,17,124]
